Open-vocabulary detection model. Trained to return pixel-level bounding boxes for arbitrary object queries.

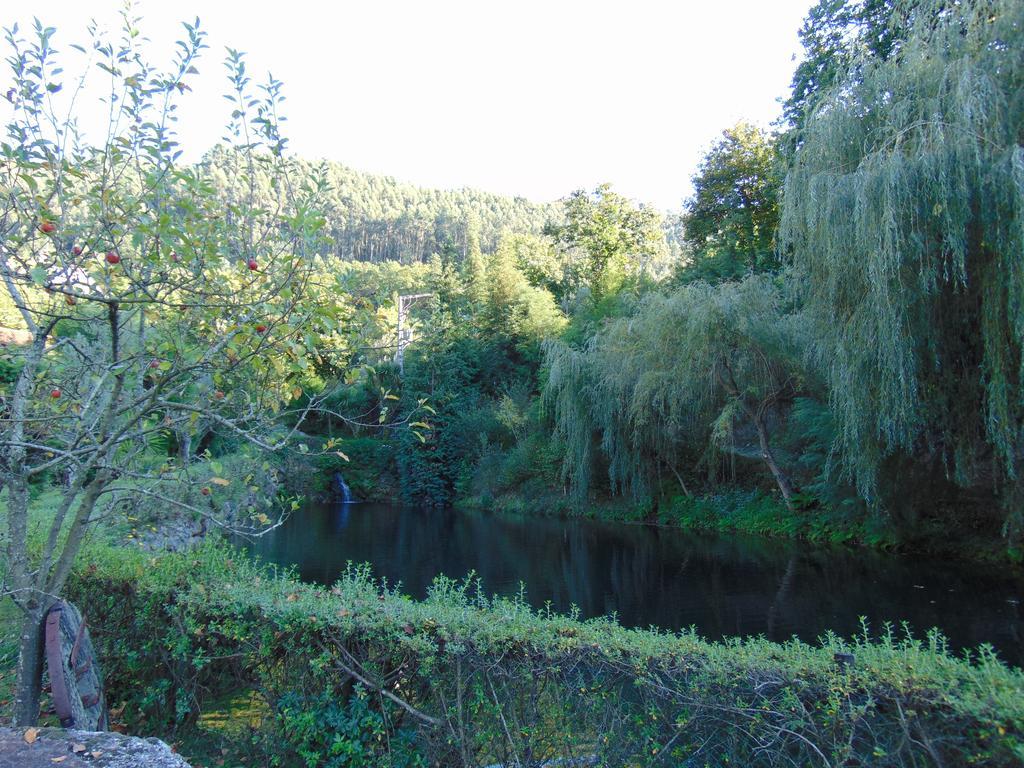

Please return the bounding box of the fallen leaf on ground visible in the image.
[71,743,86,753]
[23,727,40,744]
[51,757,67,763]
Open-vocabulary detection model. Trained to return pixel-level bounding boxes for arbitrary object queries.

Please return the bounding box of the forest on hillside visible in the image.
[203,147,558,264]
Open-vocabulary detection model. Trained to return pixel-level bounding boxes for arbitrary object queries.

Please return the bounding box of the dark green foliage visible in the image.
[68,540,1024,767]
[294,435,398,501]
[390,230,565,506]
[660,489,886,546]
[276,690,424,768]
[782,397,866,520]
[0,351,22,387]
[464,396,564,507]
[545,275,808,508]
[680,122,783,282]
[397,331,490,506]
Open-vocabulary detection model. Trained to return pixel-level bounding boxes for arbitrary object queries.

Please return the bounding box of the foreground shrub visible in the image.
[68,541,1024,767]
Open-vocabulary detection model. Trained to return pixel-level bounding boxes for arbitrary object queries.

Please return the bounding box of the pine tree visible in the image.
[462,213,488,305]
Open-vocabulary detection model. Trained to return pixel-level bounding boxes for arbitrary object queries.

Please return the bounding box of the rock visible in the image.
[0,727,191,768]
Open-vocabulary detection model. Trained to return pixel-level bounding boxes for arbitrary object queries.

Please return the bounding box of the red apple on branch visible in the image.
[39,221,56,234]
[247,259,258,271]
[50,388,61,399]
[105,251,121,265]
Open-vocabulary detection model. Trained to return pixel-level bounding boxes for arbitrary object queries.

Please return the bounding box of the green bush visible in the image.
[658,489,888,546]
[276,689,424,768]
[66,540,1024,767]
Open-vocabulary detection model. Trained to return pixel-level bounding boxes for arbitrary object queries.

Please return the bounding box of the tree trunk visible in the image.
[13,608,46,726]
[714,358,798,511]
[667,462,692,497]
[177,430,191,466]
[751,405,798,511]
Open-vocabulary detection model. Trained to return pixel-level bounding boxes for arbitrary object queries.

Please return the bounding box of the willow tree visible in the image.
[780,0,1024,527]
[545,276,806,509]
[783,0,920,133]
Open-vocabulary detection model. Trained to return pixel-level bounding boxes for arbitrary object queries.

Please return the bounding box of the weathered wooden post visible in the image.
[44,601,108,731]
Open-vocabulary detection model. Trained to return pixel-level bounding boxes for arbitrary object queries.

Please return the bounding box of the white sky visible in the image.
[4,1,813,210]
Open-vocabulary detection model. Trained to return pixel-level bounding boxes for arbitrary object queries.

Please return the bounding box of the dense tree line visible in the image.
[309,0,1023,554]
[203,147,556,265]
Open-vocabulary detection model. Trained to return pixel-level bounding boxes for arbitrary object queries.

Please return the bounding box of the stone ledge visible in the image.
[0,727,191,768]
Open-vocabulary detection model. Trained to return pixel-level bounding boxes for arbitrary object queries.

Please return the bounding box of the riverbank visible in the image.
[458,481,1023,568]
[65,538,1024,767]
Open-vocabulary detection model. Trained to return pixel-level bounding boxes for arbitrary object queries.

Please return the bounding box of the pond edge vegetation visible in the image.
[68,539,1024,767]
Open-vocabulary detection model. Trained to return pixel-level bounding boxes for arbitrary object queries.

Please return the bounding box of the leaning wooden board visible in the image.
[44,601,108,731]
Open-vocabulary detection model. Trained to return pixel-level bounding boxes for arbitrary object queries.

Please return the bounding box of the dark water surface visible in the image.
[243,501,1024,666]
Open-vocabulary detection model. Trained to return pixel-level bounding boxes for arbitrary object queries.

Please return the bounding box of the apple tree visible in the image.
[0,13,340,724]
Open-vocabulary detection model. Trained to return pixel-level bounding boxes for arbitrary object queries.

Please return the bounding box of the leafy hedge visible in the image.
[67,541,1024,767]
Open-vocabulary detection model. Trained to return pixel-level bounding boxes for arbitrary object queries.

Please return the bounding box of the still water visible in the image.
[243,501,1024,667]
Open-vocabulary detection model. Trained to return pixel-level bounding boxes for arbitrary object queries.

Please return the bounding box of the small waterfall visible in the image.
[333,472,353,503]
